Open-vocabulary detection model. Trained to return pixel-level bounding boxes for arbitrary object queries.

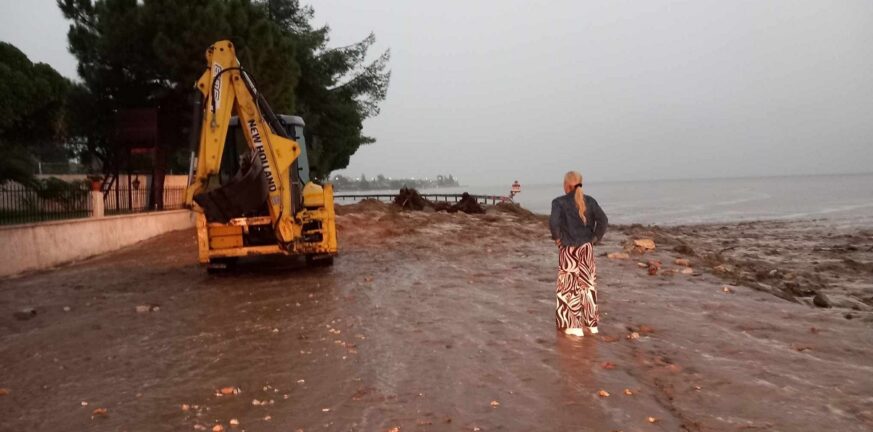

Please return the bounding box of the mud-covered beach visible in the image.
[1,201,872,431]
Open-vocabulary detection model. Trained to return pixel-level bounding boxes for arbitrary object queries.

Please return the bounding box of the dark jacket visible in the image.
[549,193,608,246]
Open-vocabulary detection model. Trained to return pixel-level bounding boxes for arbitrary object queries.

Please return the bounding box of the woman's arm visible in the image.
[591,198,608,244]
[549,198,563,245]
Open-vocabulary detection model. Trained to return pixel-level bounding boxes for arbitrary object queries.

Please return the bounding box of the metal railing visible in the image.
[334,193,507,205]
[0,183,188,226]
[0,182,92,225]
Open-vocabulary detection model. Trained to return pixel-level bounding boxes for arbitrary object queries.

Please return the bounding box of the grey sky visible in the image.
[2,1,872,185]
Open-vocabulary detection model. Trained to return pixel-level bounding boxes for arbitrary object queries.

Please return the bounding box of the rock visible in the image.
[607,252,630,260]
[680,267,694,275]
[63,306,71,312]
[0,388,9,396]
[624,388,634,396]
[813,292,832,308]
[597,389,610,398]
[91,407,108,419]
[219,386,238,396]
[713,264,731,273]
[229,419,239,427]
[135,305,151,313]
[826,294,870,311]
[626,238,656,254]
[674,258,690,267]
[647,260,661,276]
[13,308,37,321]
[212,425,224,432]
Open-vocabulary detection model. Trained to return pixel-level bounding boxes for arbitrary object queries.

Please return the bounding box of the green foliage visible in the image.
[265,0,391,179]
[58,0,389,181]
[26,177,90,211]
[58,0,299,176]
[0,42,72,184]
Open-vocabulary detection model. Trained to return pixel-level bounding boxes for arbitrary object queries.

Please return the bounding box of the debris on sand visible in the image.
[13,308,36,321]
[647,260,662,275]
[487,202,540,220]
[219,386,240,396]
[394,187,433,211]
[135,304,160,313]
[394,188,485,214]
[674,244,695,256]
[813,292,832,308]
[625,238,656,254]
[335,198,393,215]
[450,193,485,214]
[607,252,630,260]
[638,324,655,334]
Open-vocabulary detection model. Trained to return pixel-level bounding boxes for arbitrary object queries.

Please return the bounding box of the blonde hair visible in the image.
[564,171,587,223]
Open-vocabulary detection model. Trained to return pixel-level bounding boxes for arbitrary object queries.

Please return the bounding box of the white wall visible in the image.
[0,210,194,277]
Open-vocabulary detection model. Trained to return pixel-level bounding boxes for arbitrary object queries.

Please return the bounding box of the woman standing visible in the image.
[549,171,608,337]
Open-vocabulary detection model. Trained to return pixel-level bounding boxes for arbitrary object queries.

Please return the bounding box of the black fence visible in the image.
[0,183,188,226]
[0,182,92,225]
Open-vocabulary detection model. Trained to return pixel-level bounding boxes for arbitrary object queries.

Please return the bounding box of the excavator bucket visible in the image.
[193,155,269,223]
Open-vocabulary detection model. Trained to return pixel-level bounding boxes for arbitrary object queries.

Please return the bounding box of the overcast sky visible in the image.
[2,0,871,185]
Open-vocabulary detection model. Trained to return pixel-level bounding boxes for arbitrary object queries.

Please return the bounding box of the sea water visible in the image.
[342,174,873,227]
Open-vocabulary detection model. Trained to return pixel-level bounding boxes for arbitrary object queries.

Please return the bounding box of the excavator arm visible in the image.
[186,40,301,244]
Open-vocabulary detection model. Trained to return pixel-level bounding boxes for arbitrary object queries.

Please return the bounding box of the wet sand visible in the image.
[1,202,872,431]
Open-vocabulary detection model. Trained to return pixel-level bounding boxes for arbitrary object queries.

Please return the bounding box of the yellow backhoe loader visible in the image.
[185,40,338,271]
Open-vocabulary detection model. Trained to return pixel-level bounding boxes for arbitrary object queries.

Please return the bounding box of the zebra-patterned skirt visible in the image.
[555,243,599,329]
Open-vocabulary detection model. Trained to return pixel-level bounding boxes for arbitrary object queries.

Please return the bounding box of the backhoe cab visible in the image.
[185,40,337,270]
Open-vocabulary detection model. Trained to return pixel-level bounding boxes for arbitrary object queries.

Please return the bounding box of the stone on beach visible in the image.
[607,252,630,260]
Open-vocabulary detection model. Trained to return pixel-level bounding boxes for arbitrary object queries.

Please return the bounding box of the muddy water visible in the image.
[1,207,872,431]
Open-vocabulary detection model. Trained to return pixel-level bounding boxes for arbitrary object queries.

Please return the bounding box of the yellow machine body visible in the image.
[185,40,338,267]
